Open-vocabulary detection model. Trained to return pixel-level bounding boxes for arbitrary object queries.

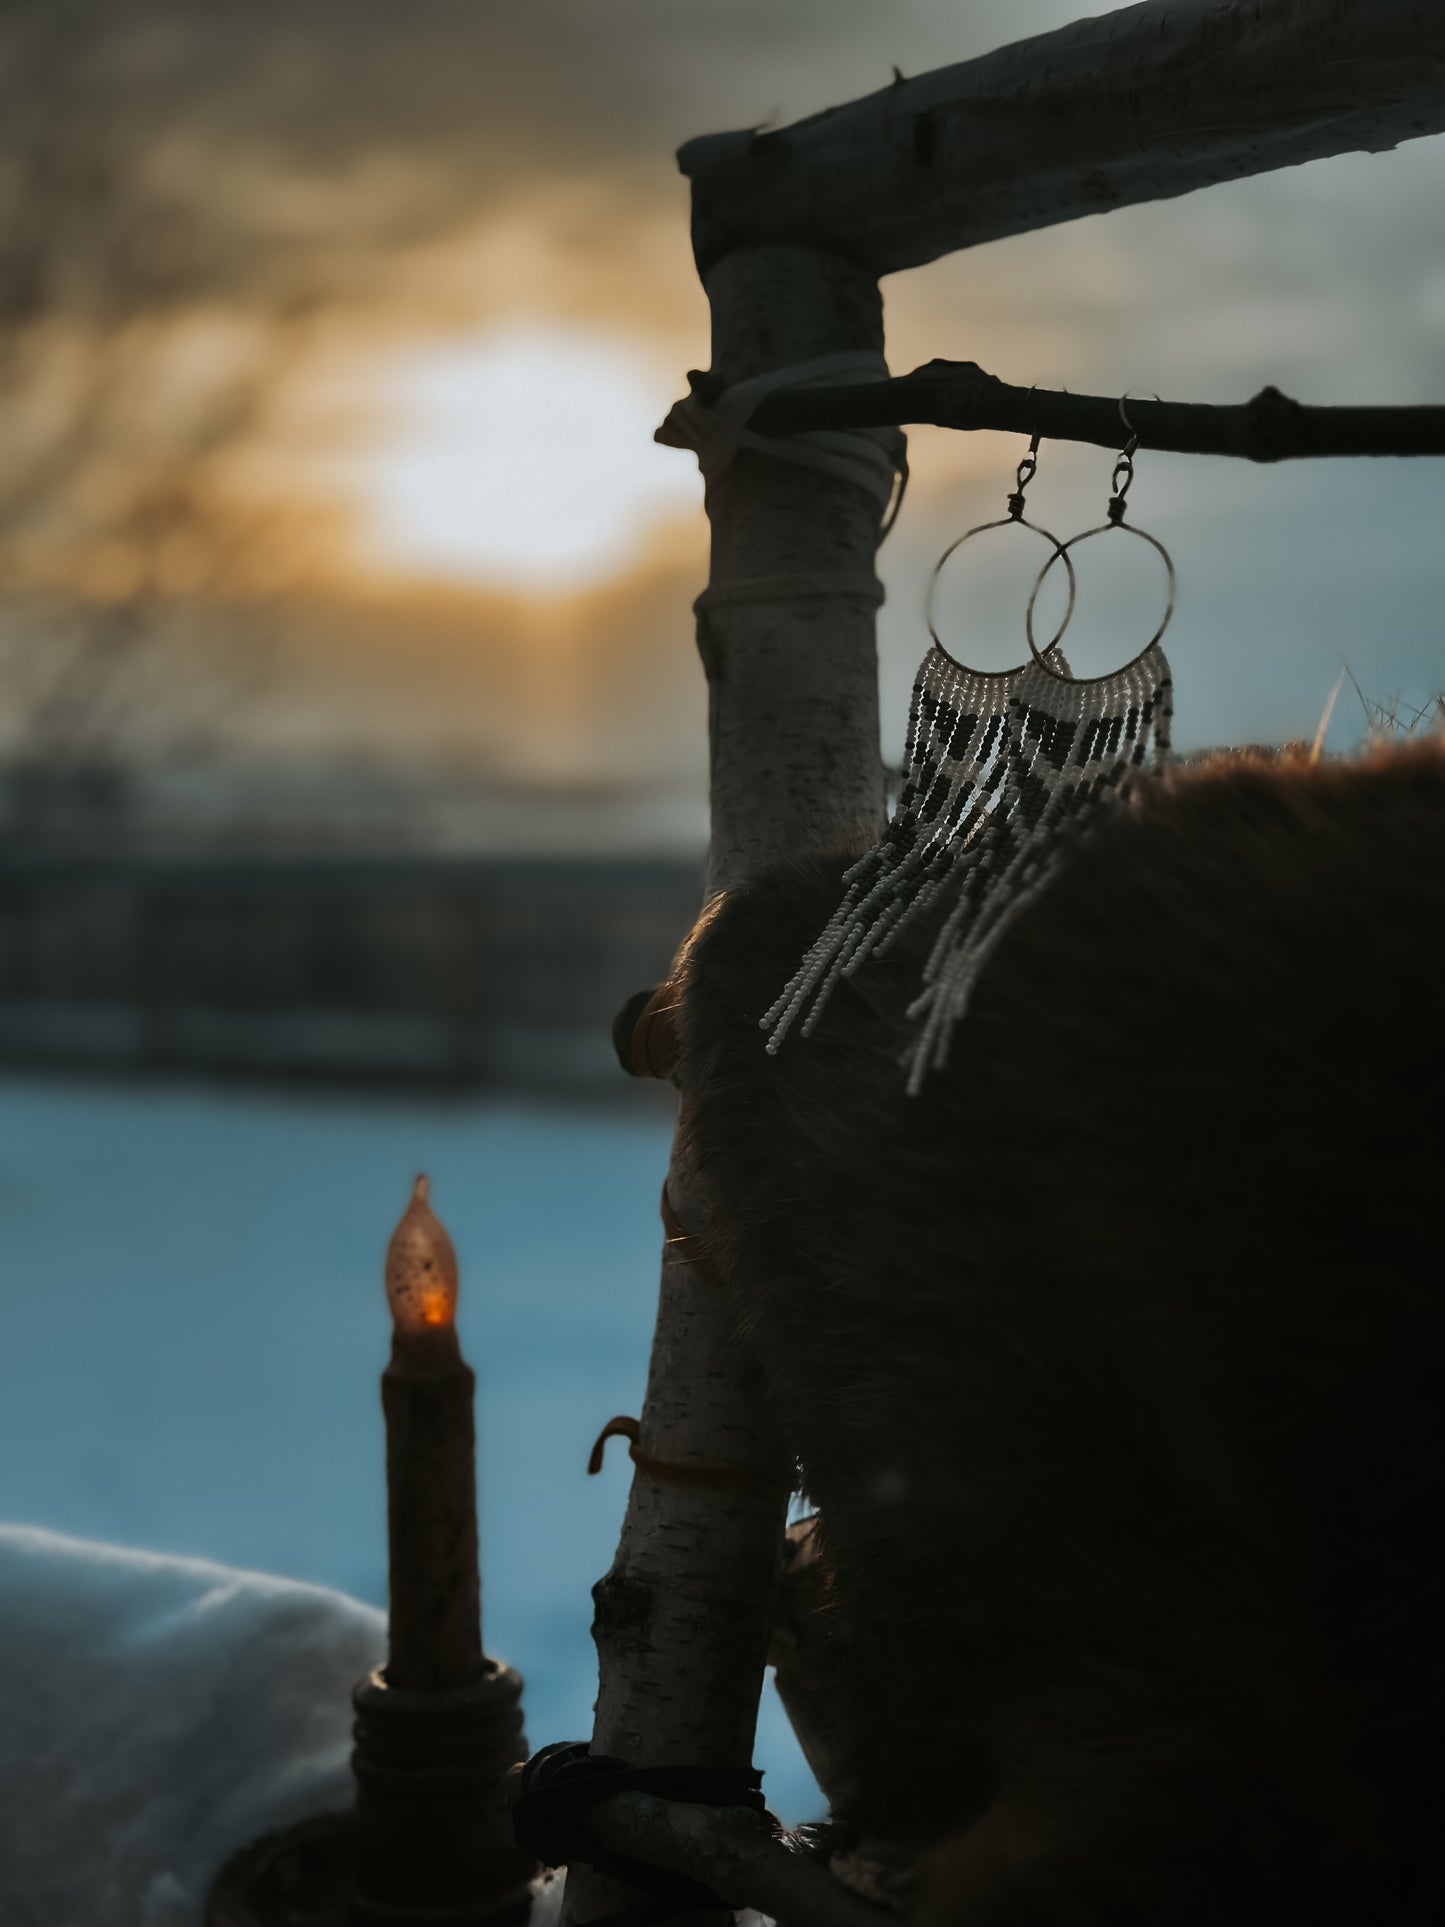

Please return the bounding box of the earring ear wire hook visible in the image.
[1009,394,1043,520]
[1117,393,1141,458]
[1113,396,1140,517]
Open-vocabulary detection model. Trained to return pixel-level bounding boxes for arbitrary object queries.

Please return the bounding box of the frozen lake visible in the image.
[0,1073,819,1823]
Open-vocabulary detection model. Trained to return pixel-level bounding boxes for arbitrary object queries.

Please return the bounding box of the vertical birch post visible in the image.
[563,243,890,1922]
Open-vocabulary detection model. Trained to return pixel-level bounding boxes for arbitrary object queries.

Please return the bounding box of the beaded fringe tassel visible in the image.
[760,641,1049,1049]
[761,639,1172,1092]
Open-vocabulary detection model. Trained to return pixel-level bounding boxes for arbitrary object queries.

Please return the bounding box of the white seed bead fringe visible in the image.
[762,638,1173,1091]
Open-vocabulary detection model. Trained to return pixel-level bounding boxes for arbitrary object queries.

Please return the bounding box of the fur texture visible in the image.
[674,744,1445,1926]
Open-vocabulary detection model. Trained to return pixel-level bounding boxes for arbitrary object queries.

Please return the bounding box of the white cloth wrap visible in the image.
[656,351,902,515]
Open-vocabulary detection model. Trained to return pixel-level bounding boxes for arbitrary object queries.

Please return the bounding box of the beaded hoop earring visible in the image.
[762,437,1076,1054]
[904,429,1175,1089]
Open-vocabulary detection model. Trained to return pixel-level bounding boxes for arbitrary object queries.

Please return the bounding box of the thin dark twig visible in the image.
[746,359,1445,462]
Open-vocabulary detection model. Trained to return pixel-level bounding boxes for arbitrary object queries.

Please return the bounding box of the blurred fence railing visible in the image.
[0,856,702,1092]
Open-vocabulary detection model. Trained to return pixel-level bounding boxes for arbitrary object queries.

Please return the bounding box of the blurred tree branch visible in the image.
[0,6,330,850]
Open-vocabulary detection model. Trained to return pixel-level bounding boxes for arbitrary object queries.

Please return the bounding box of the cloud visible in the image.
[5,0,1440,372]
[1,0,1440,838]
[0,3,1092,321]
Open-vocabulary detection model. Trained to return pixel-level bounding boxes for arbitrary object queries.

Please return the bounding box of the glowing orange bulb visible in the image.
[385,1175,459,1339]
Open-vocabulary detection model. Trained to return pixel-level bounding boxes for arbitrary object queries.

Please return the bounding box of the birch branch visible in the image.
[576,1793,887,1927]
[563,244,891,1925]
[680,0,1445,277]
[742,362,1445,460]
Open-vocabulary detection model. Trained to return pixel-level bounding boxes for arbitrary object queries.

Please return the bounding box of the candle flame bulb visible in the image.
[385,1174,459,1341]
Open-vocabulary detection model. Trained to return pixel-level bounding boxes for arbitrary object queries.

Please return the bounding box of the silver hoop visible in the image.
[1024,520,1175,682]
[926,515,1077,677]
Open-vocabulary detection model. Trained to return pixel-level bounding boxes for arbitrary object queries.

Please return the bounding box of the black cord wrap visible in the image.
[511,1740,767,1918]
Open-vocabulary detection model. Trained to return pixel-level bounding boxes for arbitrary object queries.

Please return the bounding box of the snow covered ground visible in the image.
[0,1525,386,1925]
[0,1075,819,1836]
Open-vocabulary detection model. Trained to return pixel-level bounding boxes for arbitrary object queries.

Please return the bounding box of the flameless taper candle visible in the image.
[208,1175,532,1926]
[382,1174,484,1691]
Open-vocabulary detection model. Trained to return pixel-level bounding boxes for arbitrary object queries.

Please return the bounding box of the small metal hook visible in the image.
[1009,396,1042,519]
[1110,396,1144,521]
[1117,394,1140,460]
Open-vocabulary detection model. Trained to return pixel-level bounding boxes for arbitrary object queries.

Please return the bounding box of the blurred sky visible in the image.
[0,0,1442,851]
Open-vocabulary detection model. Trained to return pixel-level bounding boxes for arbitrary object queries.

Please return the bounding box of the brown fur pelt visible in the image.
[672,743,1445,1927]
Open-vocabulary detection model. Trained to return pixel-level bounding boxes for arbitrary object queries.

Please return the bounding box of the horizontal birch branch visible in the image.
[736,361,1445,461]
[680,0,1445,276]
[575,1790,892,1927]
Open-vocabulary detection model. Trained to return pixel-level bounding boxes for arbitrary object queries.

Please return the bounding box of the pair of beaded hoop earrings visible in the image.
[763,427,1176,1092]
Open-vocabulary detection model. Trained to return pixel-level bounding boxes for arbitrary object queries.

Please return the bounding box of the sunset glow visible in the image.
[361,325,702,592]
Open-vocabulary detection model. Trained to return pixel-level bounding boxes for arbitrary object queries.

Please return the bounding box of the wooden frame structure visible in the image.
[564,3,1445,1916]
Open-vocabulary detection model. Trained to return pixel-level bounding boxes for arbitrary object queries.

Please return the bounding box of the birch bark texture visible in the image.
[681,0,1445,278]
[562,245,890,1924]
[575,1793,889,1927]
[701,247,892,895]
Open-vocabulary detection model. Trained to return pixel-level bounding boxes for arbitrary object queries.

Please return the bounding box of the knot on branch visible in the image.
[1238,383,1307,462]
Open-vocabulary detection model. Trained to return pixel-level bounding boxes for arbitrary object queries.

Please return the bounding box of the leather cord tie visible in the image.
[627,983,680,1079]
[587,1414,786,1492]
[511,1740,766,1913]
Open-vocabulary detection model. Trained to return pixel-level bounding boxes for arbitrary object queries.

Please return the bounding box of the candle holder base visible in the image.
[351,1661,537,1925]
[207,1663,536,1927]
